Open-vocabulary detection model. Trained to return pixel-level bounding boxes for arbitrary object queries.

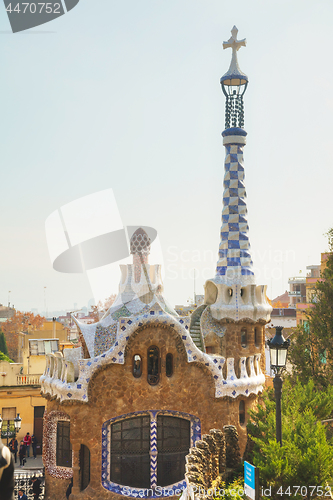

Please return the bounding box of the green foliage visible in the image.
[0,350,13,362]
[0,330,8,356]
[324,228,333,252]
[212,476,244,500]
[288,249,333,389]
[247,380,333,499]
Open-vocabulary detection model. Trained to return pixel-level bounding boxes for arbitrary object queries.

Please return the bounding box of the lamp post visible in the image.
[267,326,290,446]
[0,413,22,445]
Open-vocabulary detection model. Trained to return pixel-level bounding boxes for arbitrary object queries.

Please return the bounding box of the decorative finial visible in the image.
[223,26,247,79]
[221,26,248,129]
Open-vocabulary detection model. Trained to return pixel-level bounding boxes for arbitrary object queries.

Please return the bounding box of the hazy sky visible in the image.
[1,0,333,313]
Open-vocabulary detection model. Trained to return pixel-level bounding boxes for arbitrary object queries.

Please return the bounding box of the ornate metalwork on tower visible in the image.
[221,26,248,129]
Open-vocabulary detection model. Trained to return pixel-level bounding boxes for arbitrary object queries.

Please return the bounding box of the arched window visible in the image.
[56,421,72,467]
[166,353,173,377]
[109,414,191,490]
[133,354,142,378]
[254,327,260,346]
[147,346,160,385]
[79,444,90,491]
[241,328,247,348]
[239,401,245,425]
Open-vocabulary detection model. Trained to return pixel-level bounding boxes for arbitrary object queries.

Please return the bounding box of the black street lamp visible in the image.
[267,326,290,446]
[0,413,22,446]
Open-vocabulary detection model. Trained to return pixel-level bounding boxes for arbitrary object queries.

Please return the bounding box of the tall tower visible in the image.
[200,27,271,373]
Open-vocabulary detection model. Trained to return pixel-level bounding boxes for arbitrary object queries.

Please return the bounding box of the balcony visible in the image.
[288,291,301,296]
[17,374,41,385]
[288,277,306,284]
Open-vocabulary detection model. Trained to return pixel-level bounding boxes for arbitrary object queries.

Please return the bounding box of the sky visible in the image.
[1,0,333,314]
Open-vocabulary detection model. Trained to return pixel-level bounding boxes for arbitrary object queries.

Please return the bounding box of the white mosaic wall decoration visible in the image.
[41,303,265,403]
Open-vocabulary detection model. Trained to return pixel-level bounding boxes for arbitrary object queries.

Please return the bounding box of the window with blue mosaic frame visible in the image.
[106,411,196,494]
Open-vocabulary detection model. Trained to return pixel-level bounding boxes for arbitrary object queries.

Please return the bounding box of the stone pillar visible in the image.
[224,425,241,469]
[210,428,226,475]
[70,443,81,498]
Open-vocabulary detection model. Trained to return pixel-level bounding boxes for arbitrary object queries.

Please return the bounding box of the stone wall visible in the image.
[43,325,259,500]
[219,323,266,375]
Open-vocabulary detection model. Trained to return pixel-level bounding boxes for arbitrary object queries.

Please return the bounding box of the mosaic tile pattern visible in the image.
[216,136,255,284]
[101,410,200,498]
[94,323,117,357]
[41,303,265,402]
[74,263,178,358]
[200,306,226,338]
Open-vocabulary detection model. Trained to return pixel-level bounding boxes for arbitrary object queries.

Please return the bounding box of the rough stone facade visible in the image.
[43,324,259,500]
[203,322,266,375]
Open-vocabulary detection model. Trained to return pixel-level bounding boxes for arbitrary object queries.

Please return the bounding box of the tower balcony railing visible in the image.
[288,291,301,296]
[40,350,265,401]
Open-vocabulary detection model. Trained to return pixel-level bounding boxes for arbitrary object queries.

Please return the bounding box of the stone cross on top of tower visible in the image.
[221,26,248,86]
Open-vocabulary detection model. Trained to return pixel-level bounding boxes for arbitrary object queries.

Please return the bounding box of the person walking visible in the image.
[0,439,14,500]
[32,476,42,500]
[17,491,28,500]
[31,435,38,459]
[66,478,73,499]
[8,438,18,464]
[23,433,31,458]
[18,441,26,467]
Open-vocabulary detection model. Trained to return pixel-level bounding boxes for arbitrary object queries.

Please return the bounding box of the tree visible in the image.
[288,250,333,388]
[1,311,45,336]
[0,330,8,356]
[0,351,13,363]
[88,294,116,323]
[247,379,333,499]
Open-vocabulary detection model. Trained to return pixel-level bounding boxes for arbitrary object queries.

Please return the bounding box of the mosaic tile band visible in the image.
[216,131,254,281]
[40,303,265,402]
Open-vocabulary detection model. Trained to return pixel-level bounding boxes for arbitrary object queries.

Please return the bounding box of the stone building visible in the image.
[40,27,271,500]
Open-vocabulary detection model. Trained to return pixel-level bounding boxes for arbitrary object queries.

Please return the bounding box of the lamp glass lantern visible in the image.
[14,413,22,432]
[268,326,290,373]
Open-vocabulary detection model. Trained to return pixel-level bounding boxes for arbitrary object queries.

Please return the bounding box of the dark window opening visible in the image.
[56,421,72,467]
[157,416,190,487]
[228,288,233,297]
[239,401,246,425]
[147,346,160,385]
[110,416,150,488]
[166,354,173,377]
[254,327,260,346]
[241,328,247,348]
[133,354,142,378]
[80,444,90,491]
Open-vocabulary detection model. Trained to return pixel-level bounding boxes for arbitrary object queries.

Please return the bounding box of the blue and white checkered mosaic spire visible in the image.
[215,27,255,285]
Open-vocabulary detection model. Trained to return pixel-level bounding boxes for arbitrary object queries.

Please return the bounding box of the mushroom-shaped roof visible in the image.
[130,227,151,256]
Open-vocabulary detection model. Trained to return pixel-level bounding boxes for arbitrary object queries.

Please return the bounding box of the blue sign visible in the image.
[244,461,255,500]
